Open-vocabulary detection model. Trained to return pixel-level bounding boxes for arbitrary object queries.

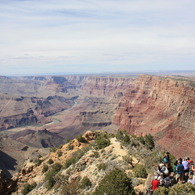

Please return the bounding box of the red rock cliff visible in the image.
[113,75,195,158]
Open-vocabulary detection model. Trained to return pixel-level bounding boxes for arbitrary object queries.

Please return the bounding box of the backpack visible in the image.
[163,157,168,163]
[163,177,173,188]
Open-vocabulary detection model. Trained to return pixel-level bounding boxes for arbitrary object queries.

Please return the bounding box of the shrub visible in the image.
[93,168,134,195]
[22,183,37,195]
[144,134,155,150]
[97,163,108,171]
[64,147,90,169]
[35,159,43,167]
[76,135,87,143]
[90,151,100,158]
[116,130,130,145]
[67,143,74,150]
[44,163,62,190]
[61,179,79,195]
[52,163,62,172]
[154,183,195,195]
[133,164,148,178]
[57,150,63,157]
[50,147,57,153]
[122,155,134,167]
[80,176,92,189]
[94,134,111,150]
[47,159,54,164]
[42,164,49,173]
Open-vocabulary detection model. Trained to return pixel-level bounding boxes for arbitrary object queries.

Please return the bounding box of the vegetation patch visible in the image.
[42,164,49,173]
[97,163,108,171]
[47,159,54,165]
[64,147,90,169]
[80,176,92,189]
[22,182,37,195]
[133,164,148,178]
[45,163,62,190]
[93,168,134,195]
[76,135,87,143]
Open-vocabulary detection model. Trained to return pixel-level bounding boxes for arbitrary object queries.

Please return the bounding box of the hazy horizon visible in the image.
[1,0,195,75]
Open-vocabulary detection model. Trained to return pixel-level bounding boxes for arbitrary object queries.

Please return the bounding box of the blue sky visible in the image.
[0,0,195,75]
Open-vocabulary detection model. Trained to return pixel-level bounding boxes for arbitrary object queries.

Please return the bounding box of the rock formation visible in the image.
[113,75,195,157]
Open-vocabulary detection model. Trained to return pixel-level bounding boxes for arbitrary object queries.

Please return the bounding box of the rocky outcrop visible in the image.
[0,109,38,130]
[0,170,17,195]
[113,75,195,157]
[0,95,74,130]
[82,76,134,96]
[9,129,64,148]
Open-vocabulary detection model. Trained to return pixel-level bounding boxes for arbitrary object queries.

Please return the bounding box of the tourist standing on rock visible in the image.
[176,160,184,183]
[163,152,172,172]
[163,152,170,164]
[151,176,160,191]
[156,163,169,185]
[182,157,189,182]
[172,161,178,176]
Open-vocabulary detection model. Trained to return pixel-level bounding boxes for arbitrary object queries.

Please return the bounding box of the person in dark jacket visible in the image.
[176,160,184,183]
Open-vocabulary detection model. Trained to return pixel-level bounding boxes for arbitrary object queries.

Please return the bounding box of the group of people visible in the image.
[149,152,195,193]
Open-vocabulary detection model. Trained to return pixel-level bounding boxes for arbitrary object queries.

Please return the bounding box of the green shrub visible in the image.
[22,182,37,195]
[116,130,130,145]
[52,163,62,172]
[144,134,155,150]
[97,163,108,171]
[57,150,63,157]
[61,180,79,195]
[47,159,54,165]
[44,163,62,190]
[90,151,100,158]
[94,134,111,150]
[67,143,74,150]
[42,164,49,173]
[76,135,87,143]
[93,168,134,195]
[122,155,134,167]
[153,183,195,195]
[35,159,43,167]
[50,147,57,153]
[80,176,92,189]
[137,134,155,150]
[64,147,90,169]
[133,164,148,178]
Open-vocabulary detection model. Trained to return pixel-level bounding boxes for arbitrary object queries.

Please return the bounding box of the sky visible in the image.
[0,0,195,75]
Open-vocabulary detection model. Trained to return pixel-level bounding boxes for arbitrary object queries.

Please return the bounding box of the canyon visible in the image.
[0,73,195,177]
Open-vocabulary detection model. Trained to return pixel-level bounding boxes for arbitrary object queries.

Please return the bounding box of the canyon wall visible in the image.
[82,76,134,97]
[113,75,195,157]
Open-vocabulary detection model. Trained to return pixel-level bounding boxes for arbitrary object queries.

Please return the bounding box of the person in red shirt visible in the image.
[151,176,160,191]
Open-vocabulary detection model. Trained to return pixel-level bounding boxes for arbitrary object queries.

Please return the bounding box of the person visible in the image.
[187,157,194,175]
[156,163,169,185]
[182,157,189,182]
[176,160,184,183]
[163,152,170,164]
[172,161,178,176]
[163,176,175,187]
[151,176,160,191]
[187,175,195,185]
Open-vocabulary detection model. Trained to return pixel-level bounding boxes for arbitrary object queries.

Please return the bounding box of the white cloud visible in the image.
[0,0,195,75]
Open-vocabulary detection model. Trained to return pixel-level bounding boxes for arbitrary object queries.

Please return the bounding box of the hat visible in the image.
[154,176,158,180]
[159,163,164,168]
